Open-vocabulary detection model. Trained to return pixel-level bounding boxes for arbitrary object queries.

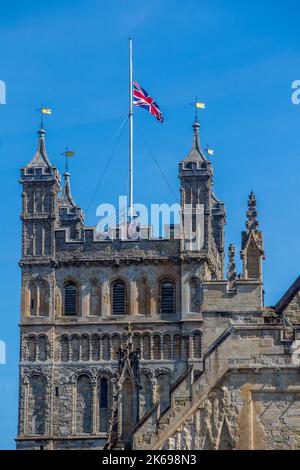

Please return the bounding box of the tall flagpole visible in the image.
[129,37,134,219]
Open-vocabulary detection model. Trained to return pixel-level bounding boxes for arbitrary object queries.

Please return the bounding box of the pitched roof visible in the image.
[27,128,51,168]
[275,275,300,314]
[60,172,76,208]
[184,121,206,163]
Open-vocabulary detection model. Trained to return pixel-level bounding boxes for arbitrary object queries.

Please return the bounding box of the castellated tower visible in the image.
[20,128,61,259]
[17,122,300,451]
[179,121,226,280]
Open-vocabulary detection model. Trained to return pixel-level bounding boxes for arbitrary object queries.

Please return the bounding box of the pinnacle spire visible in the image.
[246,190,259,232]
[27,128,51,168]
[60,171,76,208]
[184,120,206,162]
[227,243,237,289]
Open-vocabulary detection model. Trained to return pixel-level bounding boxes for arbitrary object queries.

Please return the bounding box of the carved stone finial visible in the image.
[240,191,265,282]
[227,243,237,289]
[246,191,259,232]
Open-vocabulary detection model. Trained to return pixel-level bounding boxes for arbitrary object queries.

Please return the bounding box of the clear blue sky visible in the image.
[0,0,299,449]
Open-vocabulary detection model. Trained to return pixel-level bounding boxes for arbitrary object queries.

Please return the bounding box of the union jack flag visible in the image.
[133,81,163,123]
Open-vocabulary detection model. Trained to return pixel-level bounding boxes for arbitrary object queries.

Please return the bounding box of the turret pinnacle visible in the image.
[246,190,259,232]
[227,243,237,289]
[60,172,76,208]
[184,120,207,163]
[27,128,51,168]
[240,191,265,281]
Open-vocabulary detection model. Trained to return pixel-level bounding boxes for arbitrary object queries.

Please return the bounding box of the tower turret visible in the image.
[59,170,84,239]
[179,121,226,279]
[20,128,61,258]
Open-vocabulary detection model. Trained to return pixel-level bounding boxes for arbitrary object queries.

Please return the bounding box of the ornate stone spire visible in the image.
[58,154,84,236]
[184,120,206,162]
[240,191,265,281]
[27,128,51,168]
[60,172,76,208]
[227,243,237,289]
[246,190,259,232]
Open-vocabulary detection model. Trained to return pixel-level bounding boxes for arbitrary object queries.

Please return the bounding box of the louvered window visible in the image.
[160,281,175,314]
[112,281,126,315]
[64,283,77,316]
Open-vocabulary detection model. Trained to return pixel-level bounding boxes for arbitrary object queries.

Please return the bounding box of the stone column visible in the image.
[189,335,194,361]
[23,377,29,436]
[92,381,97,435]
[89,337,93,362]
[152,377,158,404]
[150,278,158,317]
[36,283,40,317]
[101,281,110,317]
[71,382,76,435]
[130,279,138,316]
[81,283,88,317]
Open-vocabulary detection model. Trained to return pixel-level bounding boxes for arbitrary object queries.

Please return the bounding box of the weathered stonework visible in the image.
[16,122,300,450]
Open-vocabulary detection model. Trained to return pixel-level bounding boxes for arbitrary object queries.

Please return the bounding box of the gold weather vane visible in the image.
[35,104,52,129]
[61,147,76,173]
[190,96,206,121]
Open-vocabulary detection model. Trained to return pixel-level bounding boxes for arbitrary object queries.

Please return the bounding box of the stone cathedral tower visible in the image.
[17,120,300,451]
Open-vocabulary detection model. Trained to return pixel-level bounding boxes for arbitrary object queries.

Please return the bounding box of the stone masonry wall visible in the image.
[162,370,300,450]
[283,291,300,324]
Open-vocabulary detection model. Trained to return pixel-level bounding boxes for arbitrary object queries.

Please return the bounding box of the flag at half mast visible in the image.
[133,81,163,122]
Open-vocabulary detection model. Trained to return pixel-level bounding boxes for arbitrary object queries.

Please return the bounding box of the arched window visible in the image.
[99,377,109,432]
[163,334,172,359]
[28,281,38,316]
[173,334,181,360]
[38,335,48,362]
[28,335,37,362]
[112,280,126,315]
[64,282,77,316]
[91,334,100,361]
[121,377,137,444]
[60,336,70,362]
[160,280,175,314]
[157,373,170,413]
[81,335,90,361]
[102,335,111,360]
[39,279,49,317]
[182,335,189,359]
[112,334,121,360]
[71,335,80,362]
[28,375,46,435]
[140,374,152,417]
[76,375,92,434]
[142,333,151,360]
[133,334,141,354]
[90,279,101,316]
[153,334,161,360]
